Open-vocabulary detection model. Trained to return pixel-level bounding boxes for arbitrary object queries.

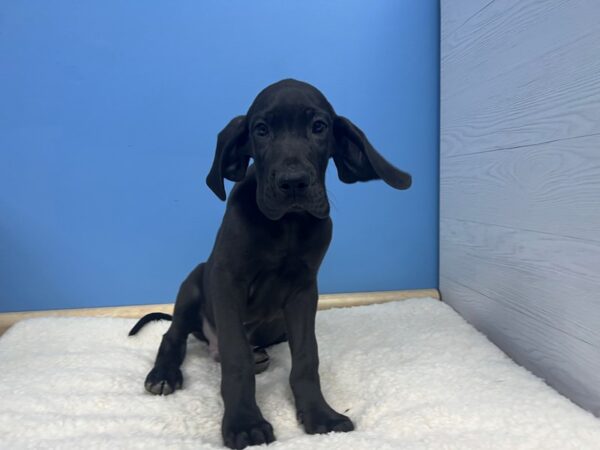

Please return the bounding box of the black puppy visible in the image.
[130,79,411,449]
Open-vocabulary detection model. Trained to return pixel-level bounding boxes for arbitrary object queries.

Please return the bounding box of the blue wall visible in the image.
[0,1,439,312]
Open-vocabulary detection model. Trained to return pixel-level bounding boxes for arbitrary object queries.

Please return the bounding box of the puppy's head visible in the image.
[206,79,411,220]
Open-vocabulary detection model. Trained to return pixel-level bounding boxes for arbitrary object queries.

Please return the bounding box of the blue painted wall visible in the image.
[0,1,439,312]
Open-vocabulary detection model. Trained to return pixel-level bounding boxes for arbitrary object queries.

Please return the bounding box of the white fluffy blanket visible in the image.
[1,298,599,449]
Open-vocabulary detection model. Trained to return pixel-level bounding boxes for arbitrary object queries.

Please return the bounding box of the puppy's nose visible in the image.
[277,172,310,196]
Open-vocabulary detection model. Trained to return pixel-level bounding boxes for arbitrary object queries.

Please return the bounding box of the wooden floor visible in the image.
[440,0,600,416]
[0,289,439,337]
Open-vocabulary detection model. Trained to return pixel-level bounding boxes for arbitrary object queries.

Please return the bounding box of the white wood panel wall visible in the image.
[440,0,600,415]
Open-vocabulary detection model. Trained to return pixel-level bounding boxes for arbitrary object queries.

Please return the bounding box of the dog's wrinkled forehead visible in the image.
[246,79,335,122]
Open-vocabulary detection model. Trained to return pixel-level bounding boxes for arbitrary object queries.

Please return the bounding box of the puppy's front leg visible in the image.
[283,282,354,435]
[207,267,275,450]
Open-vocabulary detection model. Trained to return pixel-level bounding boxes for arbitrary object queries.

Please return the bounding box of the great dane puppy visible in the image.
[129,79,411,449]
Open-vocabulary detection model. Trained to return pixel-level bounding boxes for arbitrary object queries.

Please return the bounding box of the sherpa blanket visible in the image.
[1,298,599,449]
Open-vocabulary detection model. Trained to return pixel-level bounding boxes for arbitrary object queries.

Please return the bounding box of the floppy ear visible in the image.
[205,115,250,200]
[332,116,411,190]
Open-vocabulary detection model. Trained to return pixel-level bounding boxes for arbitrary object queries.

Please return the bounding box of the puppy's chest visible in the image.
[257,238,312,279]
[259,230,320,272]
[246,256,309,314]
[260,216,327,258]
[245,226,322,309]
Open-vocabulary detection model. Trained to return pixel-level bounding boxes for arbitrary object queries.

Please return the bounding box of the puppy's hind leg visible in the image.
[145,264,205,395]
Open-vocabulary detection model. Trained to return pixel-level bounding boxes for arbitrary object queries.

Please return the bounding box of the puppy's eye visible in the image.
[254,123,269,137]
[312,120,327,134]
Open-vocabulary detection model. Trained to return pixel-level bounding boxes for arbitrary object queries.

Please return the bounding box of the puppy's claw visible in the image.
[234,431,249,450]
[332,419,355,432]
[223,419,275,449]
[298,407,354,435]
[144,366,183,395]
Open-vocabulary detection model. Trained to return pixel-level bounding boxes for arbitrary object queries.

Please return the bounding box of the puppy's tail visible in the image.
[128,312,173,336]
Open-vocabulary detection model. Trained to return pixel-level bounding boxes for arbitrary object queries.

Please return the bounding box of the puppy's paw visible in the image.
[144,366,183,395]
[253,348,270,374]
[298,407,354,435]
[222,417,275,449]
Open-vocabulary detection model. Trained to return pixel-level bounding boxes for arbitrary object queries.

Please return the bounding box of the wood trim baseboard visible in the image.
[316,289,439,310]
[0,288,439,337]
